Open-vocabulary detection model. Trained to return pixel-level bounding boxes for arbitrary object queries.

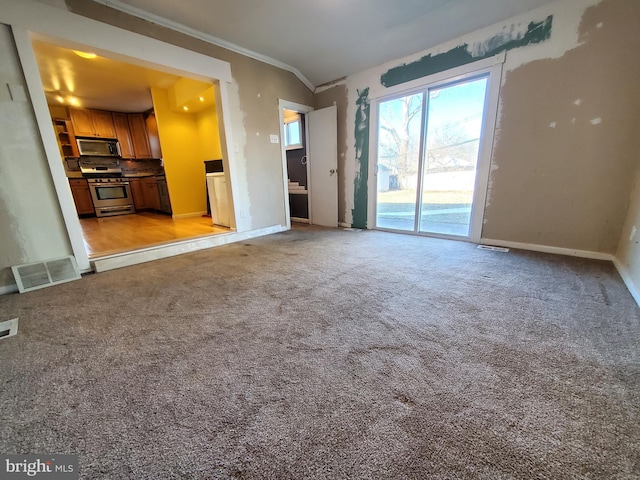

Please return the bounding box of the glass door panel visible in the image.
[375,93,424,231]
[419,77,488,236]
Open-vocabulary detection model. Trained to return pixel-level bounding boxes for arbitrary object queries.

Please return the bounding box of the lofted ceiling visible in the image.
[90,0,559,88]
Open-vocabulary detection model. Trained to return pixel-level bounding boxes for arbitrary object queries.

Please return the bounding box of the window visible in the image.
[284,115,303,150]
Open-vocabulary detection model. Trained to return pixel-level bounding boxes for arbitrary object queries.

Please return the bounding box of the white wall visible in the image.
[0,23,72,292]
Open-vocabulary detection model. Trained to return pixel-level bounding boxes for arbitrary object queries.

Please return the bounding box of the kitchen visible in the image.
[35,40,234,258]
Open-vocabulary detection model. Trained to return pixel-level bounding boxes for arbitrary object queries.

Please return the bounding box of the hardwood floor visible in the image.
[79,212,231,258]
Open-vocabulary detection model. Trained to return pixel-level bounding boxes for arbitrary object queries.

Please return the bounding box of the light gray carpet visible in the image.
[1,226,639,479]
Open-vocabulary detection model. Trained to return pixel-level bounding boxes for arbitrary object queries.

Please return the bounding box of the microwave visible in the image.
[77,138,121,157]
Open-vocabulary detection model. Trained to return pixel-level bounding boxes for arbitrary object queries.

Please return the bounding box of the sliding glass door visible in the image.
[375,72,492,240]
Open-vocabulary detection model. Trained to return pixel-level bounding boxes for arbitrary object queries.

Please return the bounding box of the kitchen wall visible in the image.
[0,23,73,292]
[152,86,208,217]
[315,0,640,257]
[196,87,223,161]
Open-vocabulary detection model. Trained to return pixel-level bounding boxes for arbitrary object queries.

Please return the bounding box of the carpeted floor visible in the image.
[1,225,639,479]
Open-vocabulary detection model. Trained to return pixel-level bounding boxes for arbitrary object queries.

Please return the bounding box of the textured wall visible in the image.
[0,24,71,290]
[483,0,640,253]
[317,0,640,256]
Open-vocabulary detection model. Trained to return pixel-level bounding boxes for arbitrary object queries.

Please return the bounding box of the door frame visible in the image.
[278,99,314,229]
[367,54,504,243]
[5,0,238,273]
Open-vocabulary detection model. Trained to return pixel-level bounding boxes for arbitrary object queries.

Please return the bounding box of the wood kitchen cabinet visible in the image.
[129,178,147,210]
[69,178,95,215]
[128,114,152,159]
[70,108,116,138]
[142,176,161,210]
[53,118,80,158]
[113,113,135,158]
[145,113,163,159]
[130,176,161,211]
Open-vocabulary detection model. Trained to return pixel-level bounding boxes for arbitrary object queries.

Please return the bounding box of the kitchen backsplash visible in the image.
[121,159,163,175]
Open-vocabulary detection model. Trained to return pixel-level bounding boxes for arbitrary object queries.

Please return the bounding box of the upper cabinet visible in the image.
[128,114,152,159]
[53,118,80,158]
[112,113,134,158]
[70,108,116,138]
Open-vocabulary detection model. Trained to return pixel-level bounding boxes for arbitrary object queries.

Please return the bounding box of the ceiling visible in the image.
[32,0,558,111]
[32,40,215,113]
[91,0,559,87]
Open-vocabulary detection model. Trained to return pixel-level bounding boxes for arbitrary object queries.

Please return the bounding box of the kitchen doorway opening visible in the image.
[370,60,502,243]
[30,38,236,260]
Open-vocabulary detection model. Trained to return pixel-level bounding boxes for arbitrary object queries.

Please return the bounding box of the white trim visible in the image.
[12,28,91,272]
[613,258,640,308]
[290,217,309,224]
[481,238,614,261]
[471,63,502,243]
[279,99,314,230]
[368,60,502,242]
[92,225,286,272]
[92,0,315,91]
[3,0,250,270]
[0,284,19,296]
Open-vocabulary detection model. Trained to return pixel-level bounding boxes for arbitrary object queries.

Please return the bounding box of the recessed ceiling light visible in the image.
[73,50,97,59]
[56,95,64,103]
[183,106,189,111]
[198,97,204,102]
[68,97,79,105]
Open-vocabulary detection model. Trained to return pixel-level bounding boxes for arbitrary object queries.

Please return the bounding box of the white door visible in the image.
[307,105,338,227]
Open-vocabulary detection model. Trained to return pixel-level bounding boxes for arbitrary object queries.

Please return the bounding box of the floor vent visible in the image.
[11,256,81,293]
[478,245,510,253]
[0,318,19,340]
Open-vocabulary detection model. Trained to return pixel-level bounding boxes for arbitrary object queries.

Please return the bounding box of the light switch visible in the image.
[270,135,279,144]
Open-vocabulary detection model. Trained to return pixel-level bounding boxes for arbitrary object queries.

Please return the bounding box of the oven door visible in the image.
[88,182,135,217]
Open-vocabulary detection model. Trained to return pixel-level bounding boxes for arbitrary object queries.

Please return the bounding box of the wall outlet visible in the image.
[270,134,279,144]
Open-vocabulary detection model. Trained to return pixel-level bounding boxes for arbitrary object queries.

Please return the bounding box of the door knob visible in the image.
[329,169,337,175]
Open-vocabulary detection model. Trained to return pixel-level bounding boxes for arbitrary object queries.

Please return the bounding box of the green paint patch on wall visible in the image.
[352,88,370,229]
[381,16,553,88]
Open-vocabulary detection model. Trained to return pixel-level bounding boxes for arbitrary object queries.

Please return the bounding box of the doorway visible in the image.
[372,64,500,242]
[283,109,309,223]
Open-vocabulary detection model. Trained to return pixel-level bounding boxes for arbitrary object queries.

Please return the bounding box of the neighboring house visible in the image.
[0,0,639,306]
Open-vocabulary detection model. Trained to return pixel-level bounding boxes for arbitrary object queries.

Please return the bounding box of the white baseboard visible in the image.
[480,238,614,261]
[339,222,351,228]
[291,217,309,224]
[613,258,640,308]
[172,211,208,219]
[0,283,19,296]
[92,224,286,272]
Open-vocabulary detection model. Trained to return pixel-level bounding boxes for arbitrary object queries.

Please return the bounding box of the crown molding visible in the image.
[90,0,315,91]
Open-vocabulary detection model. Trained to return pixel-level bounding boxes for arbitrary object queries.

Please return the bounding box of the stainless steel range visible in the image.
[80,158,135,217]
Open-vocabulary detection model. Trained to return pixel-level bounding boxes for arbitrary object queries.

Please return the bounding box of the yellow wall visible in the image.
[151,86,207,216]
[196,87,222,160]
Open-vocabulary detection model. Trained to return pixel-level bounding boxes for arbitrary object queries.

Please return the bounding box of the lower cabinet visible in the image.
[69,178,95,215]
[129,176,162,212]
[129,178,147,210]
[142,177,161,211]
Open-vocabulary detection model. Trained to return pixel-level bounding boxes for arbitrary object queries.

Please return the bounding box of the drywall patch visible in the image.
[380,16,553,88]
[352,88,370,229]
